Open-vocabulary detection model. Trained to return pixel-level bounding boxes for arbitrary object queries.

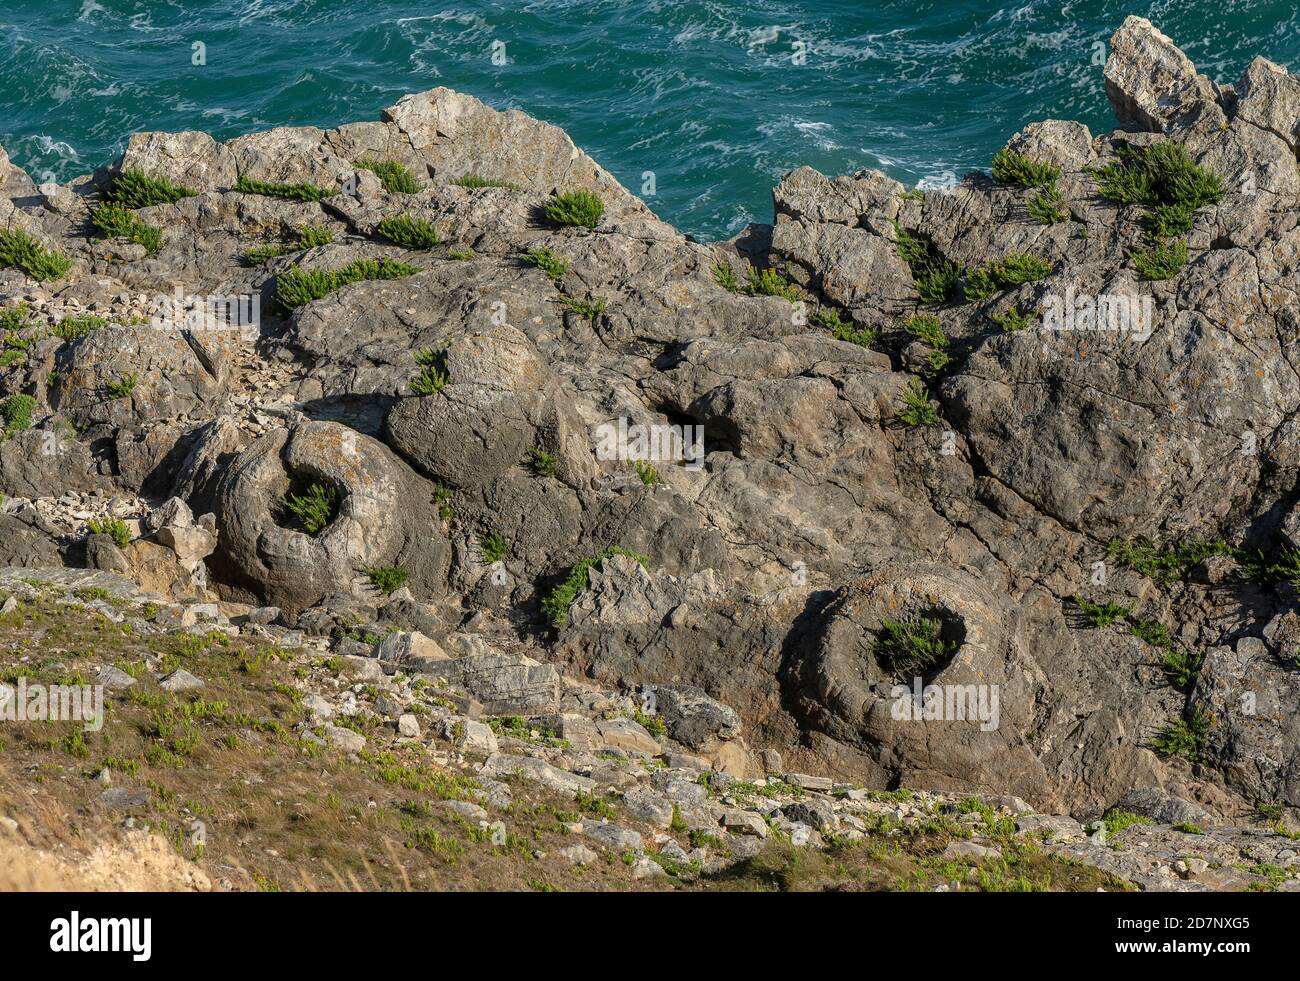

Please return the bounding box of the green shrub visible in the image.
[0,228,73,281]
[377,214,441,250]
[1160,647,1204,691]
[410,348,448,396]
[1026,185,1068,224]
[633,460,659,485]
[898,380,938,426]
[1072,596,1129,627]
[235,175,335,202]
[276,257,420,311]
[903,313,947,349]
[244,224,335,265]
[105,169,196,208]
[53,314,108,342]
[523,246,568,279]
[354,158,421,194]
[744,266,800,302]
[814,307,878,348]
[450,175,520,190]
[363,565,408,595]
[281,483,338,534]
[543,190,604,228]
[1089,140,1224,211]
[0,393,37,437]
[528,447,558,477]
[894,225,960,303]
[965,251,1053,300]
[991,306,1036,332]
[874,615,957,679]
[1106,536,1232,584]
[91,202,163,254]
[447,247,474,261]
[480,531,507,563]
[991,149,1060,189]
[712,261,740,292]
[296,224,334,249]
[1151,708,1212,762]
[541,547,651,626]
[1130,238,1188,280]
[104,374,138,400]
[559,294,606,320]
[87,517,130,548]
[1102,810,1152,836]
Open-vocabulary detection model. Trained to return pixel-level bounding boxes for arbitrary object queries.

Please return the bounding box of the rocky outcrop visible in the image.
[4,17,1300,841]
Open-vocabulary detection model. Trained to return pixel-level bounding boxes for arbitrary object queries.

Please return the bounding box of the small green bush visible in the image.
[523,247,569,279]
[633,460,659,485]
[744,266,800,302]
[1151,708,1212,763]
[991,149,1060,189]
[104,374,138,400]
[541,547,651,626]
[991,306,1036,332]
[377,214,442,250]
[276,257,420,311]
[281,483,338,534]
[362,565,408,595]
[1072,596,1129,628]
[354,159,421,194]
[447,247,474,261]
[1026,185,1068,224]
[235,175,335,202]
[898,380,938,426]
[966,252,1053,300]
[480,531,507,563]
[87,517,130,548]
[814,308,878,348]
[1089,140,1224,211]
[105,170,196,209]
[712,261,740,292]
[0,393,37,437]
[527,447,559,477]
[543,190,604,228]
[91,202,163,254]
[0,228,73,281]
[1130,238,1188,280]
[53,314,108,342]
[874,615,957,679]
[559,294,606,321]
[410,348,448,395]
[243,224,334,265]
[894,225,960,303]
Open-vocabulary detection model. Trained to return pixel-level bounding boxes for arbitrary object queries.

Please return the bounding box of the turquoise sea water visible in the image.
[1,1,1297,240]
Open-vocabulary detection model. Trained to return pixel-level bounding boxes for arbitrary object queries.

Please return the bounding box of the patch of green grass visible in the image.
[377,214,442,250]
[712,261,740,292]
[1105,537,1232,585]
[874,615,957,679]
[354,158,421,194]
[1159,648,1204,691]
[1172,821,1203,834]
[91,202,162,254]
[276,257,420,310]
[0,228,73,281]
[1102,810,1152,836]
[1089,140,1224,212]
[1072,596,1130,628]
[362,566,408,595]
[52,315,109,342]
[898,379,938,427]
[1026,185,1069,224]
[87,517,130,548]
[1151,708,1213,763]
[903,313,947,349]
[814,308,878,348]
[1149,202,1194,238]
[527,447,558,477]
[0,394,37,437]
[543,189,604,229]
[447,247,474,261]
[992,149,1061,189]
[633,460,659,485]
[965,252,1053,301]
[558,293,606,321]
[1130,238,1188,281]
[449,174,521,190]
[104,373,138,400]
[523,246,568,279]
[243,224,335,266]
[105,170,196,208]
[894,225,960,304]
[281,483,338,534]
[480,531,507,563]
[541,547,651,627]
[991,306,1036,332]
[744,266,800,302]
[235,175,335,202]
[409,347,448,396]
